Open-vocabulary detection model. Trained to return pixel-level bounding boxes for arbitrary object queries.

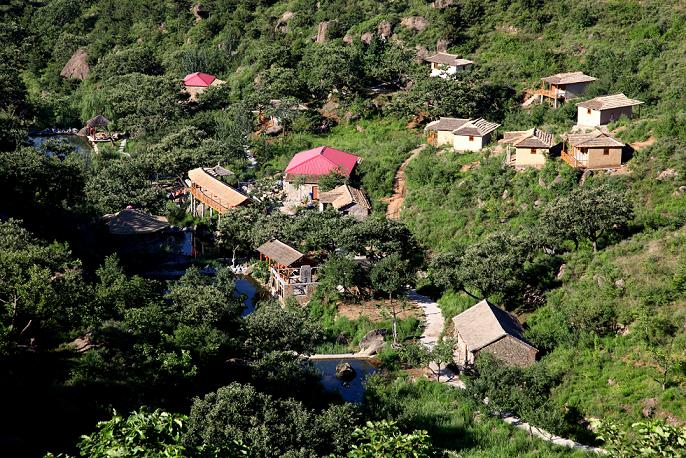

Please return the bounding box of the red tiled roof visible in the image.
[284,146,360,178]
[183,72,217,87]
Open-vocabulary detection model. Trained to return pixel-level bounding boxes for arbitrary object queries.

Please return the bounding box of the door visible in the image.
[312,185,319,200]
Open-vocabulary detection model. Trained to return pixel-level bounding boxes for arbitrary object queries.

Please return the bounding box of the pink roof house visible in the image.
[182,72,225,101]
[283,146,360,204]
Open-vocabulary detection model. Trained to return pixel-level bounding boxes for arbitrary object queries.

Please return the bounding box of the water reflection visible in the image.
[311,359,377,403]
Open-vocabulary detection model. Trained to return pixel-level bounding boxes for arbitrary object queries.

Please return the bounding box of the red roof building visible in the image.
[183,72,217,87]
[284,146,360,181]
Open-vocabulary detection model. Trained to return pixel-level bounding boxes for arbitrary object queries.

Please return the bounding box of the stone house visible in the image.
[562,130,625,169]
[283,146,360,204]
[500,128,557,167]
[425,52,473,78]
[576,93,643,127]
[452,299,538,368]
[318,184,371,220]
[425,117,470,147]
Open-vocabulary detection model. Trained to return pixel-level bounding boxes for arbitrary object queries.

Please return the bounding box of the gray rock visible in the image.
[377,20,392,40]
[343,33,353,44]
[432,0,454,8]
[358,328,387,356]
[361,32,374,44]
[642,398,657,418]
[436,38,449,53]
[275,11,294,32]
[400,16,429,32]
[335,362,356,382]
[316,21,330,43]
[657,168,678,180]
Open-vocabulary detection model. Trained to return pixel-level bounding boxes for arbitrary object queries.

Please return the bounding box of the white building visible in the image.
[425,53,474,78]
[576,93,644,127]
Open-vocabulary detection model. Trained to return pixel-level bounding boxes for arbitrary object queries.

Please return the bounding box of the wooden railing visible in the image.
[561,150,584,168]
[533,88,562,99]
[189,186,231,214]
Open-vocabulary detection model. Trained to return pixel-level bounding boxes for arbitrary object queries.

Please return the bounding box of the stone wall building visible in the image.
[452,299,537,368]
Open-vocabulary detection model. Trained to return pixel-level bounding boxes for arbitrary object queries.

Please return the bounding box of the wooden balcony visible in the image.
[189,186,231,214]
[268,266,319,304]
[561,150,584,169]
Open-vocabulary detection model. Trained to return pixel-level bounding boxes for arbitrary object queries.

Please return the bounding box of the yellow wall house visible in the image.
[501,128,556,167]
[424,52,473,78]
[562,130,625,169]
[452,118,500,152]
[425,117,470,146]
[576,93,643,127]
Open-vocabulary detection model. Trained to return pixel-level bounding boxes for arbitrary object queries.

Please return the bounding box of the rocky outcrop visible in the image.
[316,21,330,43]
[657,168,678,180]
[436,38,449,52]
[377,20,392,40]
[60,49,89,81]
[361,32,374,44]
[191,3,209,22]
[343,33,353,44]
[275,11,294,32]
[432,0,454,8]
[400,16,429,32]
[335,362,356,382]
[357,328,387,356]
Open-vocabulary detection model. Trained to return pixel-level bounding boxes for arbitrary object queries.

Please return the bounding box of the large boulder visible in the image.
[400,16,429,32]
[191,3,209,22]
[275,11,294,32]
[60,49,89,81]
[377,20,392,40]
[436,38,450,52]
[361,32,374,44]
[432,0,454,8]
[316,21,330,43]
[358,328,387,356]
[335,362,356,382]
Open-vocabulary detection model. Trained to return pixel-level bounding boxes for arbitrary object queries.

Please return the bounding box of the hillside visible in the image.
[0,0,685,456]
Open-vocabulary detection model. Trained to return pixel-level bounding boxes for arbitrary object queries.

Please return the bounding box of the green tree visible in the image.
[245,302,323,357]
[597,420,686,457]
[370,253,413,345]
[346,420,435,458]
[73,408,241,458]
[217,206,259,268]
[540,184,633,252]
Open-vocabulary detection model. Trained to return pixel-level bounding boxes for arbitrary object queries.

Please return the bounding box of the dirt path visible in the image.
[386,144,427,220]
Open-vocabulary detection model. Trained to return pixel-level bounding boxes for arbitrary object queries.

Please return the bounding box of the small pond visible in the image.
[234,275,264,316]
[311,358,377,403]
[29,135,92,156]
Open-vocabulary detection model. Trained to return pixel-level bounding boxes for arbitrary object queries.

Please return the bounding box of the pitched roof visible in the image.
[102,209,169,235]
[87,115,109,127]
[577,93,644,111]
[564,130,625,148]
[541,71,596,85]
[425,117,470,132]
[501,128,556,148]
[452,118,500,137]
[452,300,536,352]
[183,72,217,87]
[319,184,371,210]
[425,52,473,67]
[284,146,360,178]
[188,167,250,210]
[257,239,304,266]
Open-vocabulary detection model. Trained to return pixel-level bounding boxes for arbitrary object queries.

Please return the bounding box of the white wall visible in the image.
[430,63,472,78]
[434,130,454,146]
[453,134,483,152]
[577,106,602,126]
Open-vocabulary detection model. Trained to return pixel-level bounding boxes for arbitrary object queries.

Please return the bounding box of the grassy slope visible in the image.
[397,0,686,426]
[367,378,588,457]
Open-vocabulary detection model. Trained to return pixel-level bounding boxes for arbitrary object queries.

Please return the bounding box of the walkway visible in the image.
[408,289,604,454]
[386,144,427,220]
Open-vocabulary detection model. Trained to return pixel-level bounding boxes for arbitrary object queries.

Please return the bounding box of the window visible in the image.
[469,136,474,141]
[587,108,592,115]
[603,148,610,155]
[530,148,536,154]
[581,148,588,154]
